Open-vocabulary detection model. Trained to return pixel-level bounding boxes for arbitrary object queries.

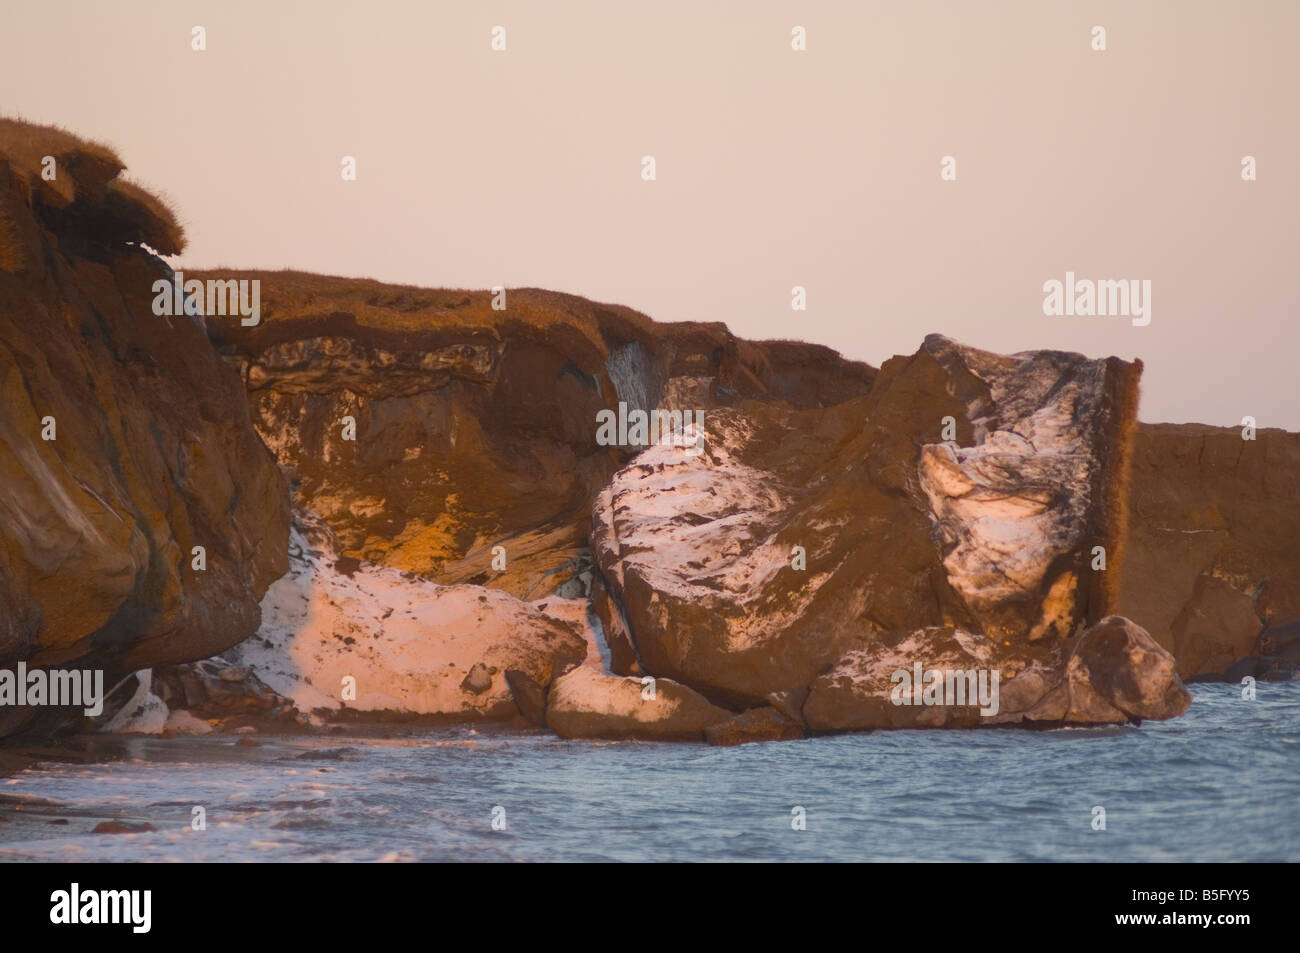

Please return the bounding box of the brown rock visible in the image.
[459,662,494,695]
[594,335,1141,709]
[801,617,1189,730]
[1224,655,1298,683]
[1257,619,1300,662]
[504,668,549,726]
[1119,423,1300,668]
[546,666,733,741]
[92,821,156,834]
[1169,574,1262,677]
[766,687,811,722]
[705,707,804,746]
[1254,577,1300,628]
[200,274,873,603]
[804,627,1004,731]
[153,659,292,720]
[1065,616,1191,723]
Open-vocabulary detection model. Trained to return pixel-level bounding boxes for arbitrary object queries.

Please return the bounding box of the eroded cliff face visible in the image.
[5,122,1275,744]
[1119,423,1300,678]
[202,274,873,600]
[0,121,289,736]
[588,333,1177,727]
[187,278,1195,737]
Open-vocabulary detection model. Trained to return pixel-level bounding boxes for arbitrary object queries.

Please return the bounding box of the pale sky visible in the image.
[3,0,1296,427]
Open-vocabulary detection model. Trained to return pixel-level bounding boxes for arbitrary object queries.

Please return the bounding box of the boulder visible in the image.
[459,662,494,695]
[504,669,549,726]
[804,627,1011,731]
[705,707,805,746]
[1063,616,1191,723]
[546,666,733,741]
[1257,618,1300,657]
[804,616,1188,730]
[152,658,294,720]
[1223,655,1298,683]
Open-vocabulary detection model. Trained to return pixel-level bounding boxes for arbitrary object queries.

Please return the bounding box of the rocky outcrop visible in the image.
[197,267,1300,692]
[1119,423,1300,677]
[94,658,297,734]
[0,120,289,737]
[802,616,1190,730]
[152,658,297,725]
[591,334,1146,717]
[201,273,873,601]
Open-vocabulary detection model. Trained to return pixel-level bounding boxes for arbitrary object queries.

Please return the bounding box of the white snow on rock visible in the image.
[100,670,169,734]
[223,512,587,719]
[592,414,817,653]
[918,336,1115,640]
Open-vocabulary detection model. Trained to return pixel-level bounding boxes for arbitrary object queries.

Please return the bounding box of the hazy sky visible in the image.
[3,1,1296,426]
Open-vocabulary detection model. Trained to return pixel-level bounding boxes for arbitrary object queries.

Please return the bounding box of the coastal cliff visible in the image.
[3,118,1295,746]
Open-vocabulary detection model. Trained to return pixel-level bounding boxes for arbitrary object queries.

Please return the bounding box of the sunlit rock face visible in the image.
[591,334,1165,724]
[918,335,1141,645]
[0,120,289,737]
[203,278,874,603]
[802,616,1190,731]
[546,665,733,742]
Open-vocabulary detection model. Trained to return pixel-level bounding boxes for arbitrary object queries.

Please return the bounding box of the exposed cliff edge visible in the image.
[0,120,290,738]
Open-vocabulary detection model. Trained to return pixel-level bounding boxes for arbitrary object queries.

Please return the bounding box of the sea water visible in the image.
[1,682,1296,862]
